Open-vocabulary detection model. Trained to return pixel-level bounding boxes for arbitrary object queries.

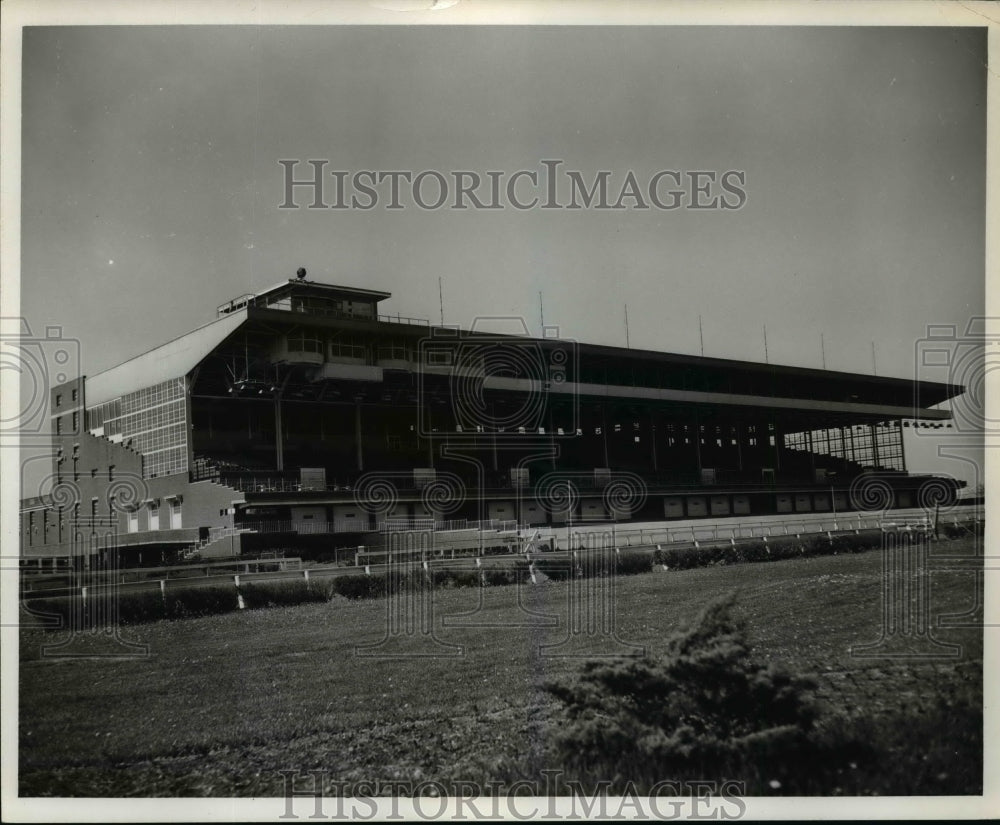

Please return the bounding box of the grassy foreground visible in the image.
[19,539,983,797]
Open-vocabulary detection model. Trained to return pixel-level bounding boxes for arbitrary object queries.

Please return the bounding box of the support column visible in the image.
[425,403,435,468]
[274,398,284,471]
[355,402,364,471]
[898,421,907,472]
[549,406,556,470]
[601,403,610,467]
[650,409,658,472]
[694,412,703,473]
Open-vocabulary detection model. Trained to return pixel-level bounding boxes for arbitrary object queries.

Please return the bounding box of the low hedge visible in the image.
[528,550,652,581]
[616,550,654,576]
[240,580,327,609]
[942,521,983,539]
[25,526,959,629]
[24,583,242,629]
[167,585,241,619]
[652,530,895,570]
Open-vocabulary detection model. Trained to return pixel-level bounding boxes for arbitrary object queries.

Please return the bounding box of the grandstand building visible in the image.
[19,271,964,567]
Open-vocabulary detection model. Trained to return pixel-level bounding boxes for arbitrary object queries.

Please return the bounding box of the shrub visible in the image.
[116,590,169,624]
[545,594,823,793]
[331,573,388,600]
[733,540,769,564]
[942,520,982,539]
[530,557,572,581]
[650,531,886,573]
[166,585,240,619]
[431,569,483,589]
[652,544,705,569]
[23,596,76,630]
[240,580,327,609]
[26,590,171,627]
[481,567,521,587]
[615,550,653,576]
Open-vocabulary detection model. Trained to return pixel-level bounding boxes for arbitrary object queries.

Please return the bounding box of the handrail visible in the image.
[378,314,429,326]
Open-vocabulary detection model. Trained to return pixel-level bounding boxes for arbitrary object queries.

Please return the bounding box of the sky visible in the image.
[17,23,987,491]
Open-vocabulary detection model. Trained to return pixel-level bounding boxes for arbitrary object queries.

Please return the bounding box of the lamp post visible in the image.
[829,471,838,525]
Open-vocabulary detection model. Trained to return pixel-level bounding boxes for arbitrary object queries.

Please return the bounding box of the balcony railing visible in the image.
[225,476,355,494]
[234,517,521,535]
[378,314,429,326]
[236,520,369,534]
[204,467,876,497]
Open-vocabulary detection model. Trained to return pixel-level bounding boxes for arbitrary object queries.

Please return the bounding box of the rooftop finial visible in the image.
[296,267,307,280]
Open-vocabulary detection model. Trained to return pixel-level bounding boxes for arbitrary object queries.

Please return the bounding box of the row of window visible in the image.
[53,387,79,409]
[23,498,112,546]
[289,295,375,319]
[126,500,183,533]
[144,445,189,478]
[86,379,190,479]
[56,461,116,484]
[785,425,905,471]
[54,411,79,434]
[24,496,186,543]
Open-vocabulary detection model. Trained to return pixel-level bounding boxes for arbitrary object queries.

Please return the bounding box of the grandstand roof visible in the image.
[76,278,964,411]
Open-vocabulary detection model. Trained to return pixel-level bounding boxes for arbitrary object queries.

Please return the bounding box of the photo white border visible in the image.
[2,1,996,821]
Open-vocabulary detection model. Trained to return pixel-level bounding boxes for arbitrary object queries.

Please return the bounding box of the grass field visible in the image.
[18,539,984,797]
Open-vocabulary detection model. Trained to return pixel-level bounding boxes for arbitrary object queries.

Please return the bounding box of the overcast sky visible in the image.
[19,23,987,489]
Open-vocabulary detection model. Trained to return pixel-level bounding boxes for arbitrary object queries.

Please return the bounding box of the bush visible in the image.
[240,580,327,609]
[545,594,828,794]
[432,569,483,589]
[615,550,653,576]
[650,531,887,572]
[481,567,521,587]
[23,596,76,630]
[166,585,240,619]
[116,590,169,624]
[942,520,982,539]
[652,544,709,570]
[530,557,572,581]
[331,572,389,600]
